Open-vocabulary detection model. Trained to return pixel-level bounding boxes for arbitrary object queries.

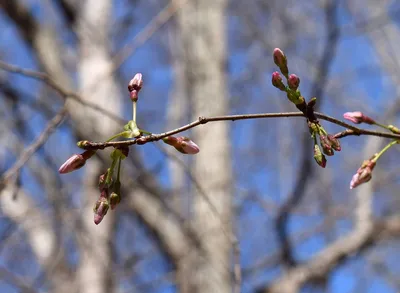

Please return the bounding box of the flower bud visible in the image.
[162,136,200,154]
[327,134,341,151]
[313,144,326,168]
[180,137,200,154]
[271,71,286,91]
[77,140,90,149]
[59,150,95,174]
[288,74,300,90]
[388,125,400,134]
[98,173,108,190]
[343,111,375,124]
[320,135,334,156]
[308,121,319,135]
[273,48,289,77]
[350,160,376,189]
[109,192,121,210]
[93,197,110,225]
[128,73,143,102]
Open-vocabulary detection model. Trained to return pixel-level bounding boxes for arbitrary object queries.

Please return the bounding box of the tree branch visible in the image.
[0,105,67,191]
[77,111,400,150]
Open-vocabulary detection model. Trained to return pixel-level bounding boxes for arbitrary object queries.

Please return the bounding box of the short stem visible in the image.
[374,122,391,131]
[372,140,398,162]
[133,101,137,123]
[106,157,118,185]
[117,157,122,182]
[139,129,152,135]
[106,131,130,142]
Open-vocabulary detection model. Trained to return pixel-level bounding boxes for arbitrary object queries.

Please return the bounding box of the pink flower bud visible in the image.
[350,161,376,189]
[320,135,334,156]
[288,74,300,90]
[343,111,375,125]
[162,136,200,155]
[128,73,143,102]
[59,150,95,174]
[271,71,286,91]
[273,48,289,77]
[180,137,200,154]
[327,134,341,151]
[93,197,109,225]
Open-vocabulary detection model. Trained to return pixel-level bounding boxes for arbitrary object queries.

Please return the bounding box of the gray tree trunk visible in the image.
[175,0,233,292]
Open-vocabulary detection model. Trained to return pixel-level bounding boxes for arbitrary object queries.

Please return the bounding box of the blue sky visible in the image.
[1,1,400,292]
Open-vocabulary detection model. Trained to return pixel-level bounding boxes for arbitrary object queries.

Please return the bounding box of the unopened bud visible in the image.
[109,192,121,210]
[59,150,95,174]
[163,136,200,154]
[77,140,90,148]
[308,122,319,134]
[350,160,376,189]
[314,144,326,168]
[320,135,334,156]
[343,111,375,125]
[98,173,107,190]
[388,125,400,134]
[271,71,286,91]
[273,48,289,77]
[93,198,110,225]
[128,73,143,102]
[288,74,300,90]
[327,134,341,151]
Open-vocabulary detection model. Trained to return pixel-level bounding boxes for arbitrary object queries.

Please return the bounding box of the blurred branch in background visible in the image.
[1,0,400,293]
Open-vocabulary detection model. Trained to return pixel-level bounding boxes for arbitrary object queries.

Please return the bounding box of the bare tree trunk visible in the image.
[175,0,232,292]
[75,1,119,293]
[167,24,189,216]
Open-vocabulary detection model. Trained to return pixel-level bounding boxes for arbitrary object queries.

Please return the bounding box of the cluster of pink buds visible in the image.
[59,73,202,225]
[162,136,200,154]
[343,111,400,189]
[93,172,122,224]
[350,157,376,189]
[271,48,305,108]
[271,48,342,168]
[94,174,110,224]
[311,122,341,168]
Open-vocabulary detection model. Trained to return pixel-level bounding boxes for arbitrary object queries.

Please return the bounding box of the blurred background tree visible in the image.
[1,0,400,293]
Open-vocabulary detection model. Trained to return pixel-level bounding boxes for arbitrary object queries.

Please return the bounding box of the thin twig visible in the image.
[0,60,125,124]
[0,105,68,189]
[79,111,400,150]
[111,0,187,70]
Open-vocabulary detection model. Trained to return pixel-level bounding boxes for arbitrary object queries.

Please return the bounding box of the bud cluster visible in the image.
[271,48,306,110]
[93,169,123,225]
[59,73,202,225]
[309,122,341,168]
